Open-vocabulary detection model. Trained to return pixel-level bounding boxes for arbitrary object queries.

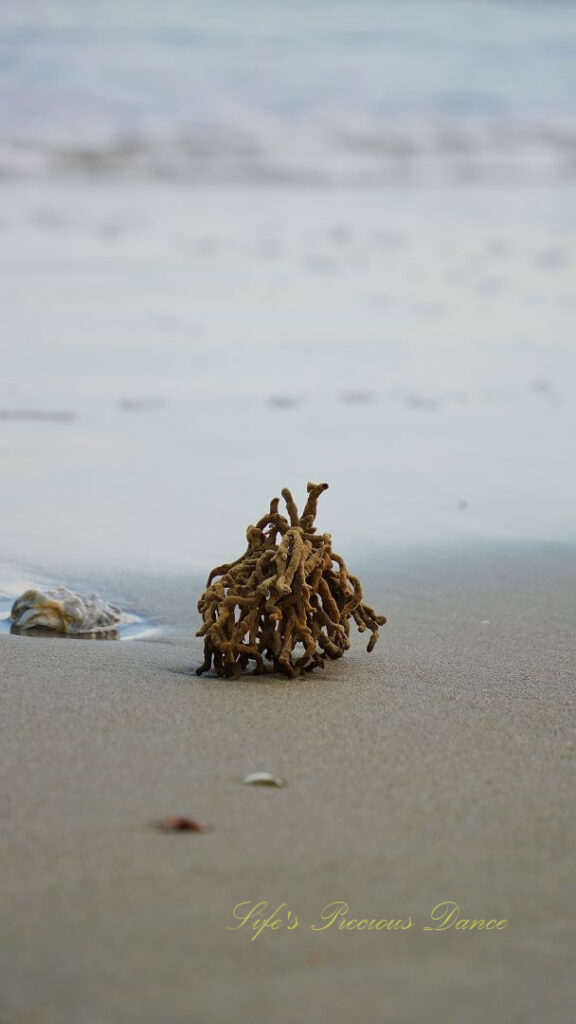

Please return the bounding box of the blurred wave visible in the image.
[2,0,576,182]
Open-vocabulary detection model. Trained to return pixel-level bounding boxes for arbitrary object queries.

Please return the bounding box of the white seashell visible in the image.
[242,772,286,788]
[10,586,122,635]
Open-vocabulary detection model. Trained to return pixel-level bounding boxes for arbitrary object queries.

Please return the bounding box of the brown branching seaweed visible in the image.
[196,483,386,680]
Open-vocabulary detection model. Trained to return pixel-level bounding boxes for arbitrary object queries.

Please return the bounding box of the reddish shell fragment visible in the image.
[156,817,207,833]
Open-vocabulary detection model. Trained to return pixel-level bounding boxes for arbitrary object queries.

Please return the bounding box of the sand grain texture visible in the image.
[0,546,575,1023]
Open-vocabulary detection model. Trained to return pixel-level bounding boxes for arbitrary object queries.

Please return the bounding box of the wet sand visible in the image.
[1,183,576,575]
[1,544,575,1023]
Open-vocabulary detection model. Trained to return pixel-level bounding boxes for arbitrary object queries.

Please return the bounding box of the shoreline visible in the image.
[2,535,575,631]
[1,541,575,1022]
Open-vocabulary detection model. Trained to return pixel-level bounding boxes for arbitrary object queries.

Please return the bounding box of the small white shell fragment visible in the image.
[242,772,286,788]
[10,586,122,635]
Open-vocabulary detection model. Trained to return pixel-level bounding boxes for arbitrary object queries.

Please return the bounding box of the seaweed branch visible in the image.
[196,482,386,679]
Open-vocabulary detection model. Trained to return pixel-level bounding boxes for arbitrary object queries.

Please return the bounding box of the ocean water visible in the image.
[1,4,576,593]
[1,0,576,181]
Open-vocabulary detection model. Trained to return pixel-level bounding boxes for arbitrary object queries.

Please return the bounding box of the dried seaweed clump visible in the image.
[196,483,386,679]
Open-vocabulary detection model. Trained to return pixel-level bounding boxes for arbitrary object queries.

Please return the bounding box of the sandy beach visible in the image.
[1,543,575,1023]
[2,3,576,1016]
[1,175,575,1024]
